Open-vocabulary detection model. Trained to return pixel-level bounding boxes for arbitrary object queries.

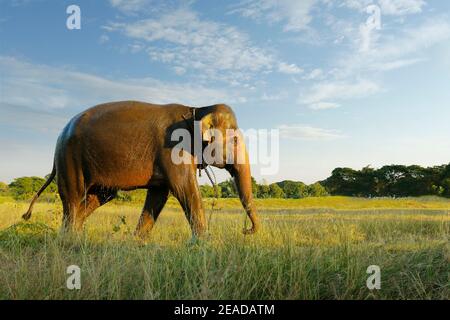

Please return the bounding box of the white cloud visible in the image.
[105,8,276,82]
[278,124,345,140]
[372,58,425,71]
[278,62,303,74]
[378,0,426,16]
[342,0,426,15]
[372,18,450,60]
[308,102,340,110]
[261,92,287,101]
[173,66,186,75]
[300,79,380,106]
[109,0,153,14]
[230,0,317,32]
[298,18,449,110]
[341,0,373,11]
[303,68,323,80]
[0,56,238,114]
[337,18,450,76]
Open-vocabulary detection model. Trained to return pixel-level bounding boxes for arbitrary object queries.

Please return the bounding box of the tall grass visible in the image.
[0,197,448,299]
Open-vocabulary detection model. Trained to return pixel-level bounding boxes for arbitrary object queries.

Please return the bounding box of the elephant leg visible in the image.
[60,184,83,233]
[168,170,207,238]
[134,186,169,239]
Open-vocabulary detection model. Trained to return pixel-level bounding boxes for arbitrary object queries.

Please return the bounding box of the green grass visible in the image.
[0,197,448,299]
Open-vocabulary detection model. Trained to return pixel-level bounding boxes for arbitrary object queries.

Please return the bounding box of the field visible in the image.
[0,195,448,300]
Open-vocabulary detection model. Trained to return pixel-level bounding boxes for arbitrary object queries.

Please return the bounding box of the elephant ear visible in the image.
[200,113,215,143]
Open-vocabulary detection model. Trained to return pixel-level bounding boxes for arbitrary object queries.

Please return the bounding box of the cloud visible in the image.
[303,68,323,80]
[336,18,450,76]
[230,0,317,32]
[0,56,240,115]
[308,102,340,110]
[0,103,67,133]
[105,8,276,83]
[372,18,450,60]
[378,0,426,16]
[261,92,287,101]
[278,62,303,74]
[109,0,154,14]
[342,0,426,15]
[299,79,380,107]
[297,17,449,110]
[278,124,345,140]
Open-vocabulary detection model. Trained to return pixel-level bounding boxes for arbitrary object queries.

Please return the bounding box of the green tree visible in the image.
[219,179,237,198]
[9,176,56,200]
[200,185,221,198]
[251,176,258,198]
[0,182,8,195]
[307,182,328,197]
[277,180,308,199]
[269,183,284,198]
[257,184,271,198]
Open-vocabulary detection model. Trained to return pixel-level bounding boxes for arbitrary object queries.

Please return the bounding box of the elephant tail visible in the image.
[22,163,56,221]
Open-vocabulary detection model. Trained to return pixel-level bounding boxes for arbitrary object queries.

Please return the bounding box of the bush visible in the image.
[0,182,8,195]
[8,176,57,200]
[307,183,329,197]
[200,185,221,198]
[269,183,285,198]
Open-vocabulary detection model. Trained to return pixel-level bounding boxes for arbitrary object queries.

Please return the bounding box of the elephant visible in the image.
[22,101,259,239]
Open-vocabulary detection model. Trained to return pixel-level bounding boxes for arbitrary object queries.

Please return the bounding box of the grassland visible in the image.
[0,195,448,300]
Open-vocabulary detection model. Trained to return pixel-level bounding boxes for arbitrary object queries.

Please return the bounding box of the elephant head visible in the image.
[193,104,259,234]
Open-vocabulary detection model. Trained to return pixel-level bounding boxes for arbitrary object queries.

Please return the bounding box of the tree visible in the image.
[200,185,221,198]
[308,182,328,197]
[277,180,298,198]
[276,180,308,199]
[0,182,8,195]
[257,184,271,198]
[9,177,43,199]
[219,179,237,198]
[251,176,258,198]
[269,183,284,198]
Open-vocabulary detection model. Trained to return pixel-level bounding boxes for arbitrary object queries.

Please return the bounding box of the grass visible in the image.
[0,196,448,300]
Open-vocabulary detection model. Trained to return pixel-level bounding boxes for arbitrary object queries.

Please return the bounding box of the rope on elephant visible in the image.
[203,166,219,230]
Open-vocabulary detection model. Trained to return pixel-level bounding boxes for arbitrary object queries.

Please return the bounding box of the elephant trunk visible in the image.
[229,160,260,234]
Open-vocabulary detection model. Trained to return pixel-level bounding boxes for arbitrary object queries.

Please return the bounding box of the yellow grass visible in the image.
[0,196,448,299]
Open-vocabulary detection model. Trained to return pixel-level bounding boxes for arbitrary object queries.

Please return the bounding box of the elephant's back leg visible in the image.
[135,186,169,239]
[56,142,88,232]
[75,187,117,230]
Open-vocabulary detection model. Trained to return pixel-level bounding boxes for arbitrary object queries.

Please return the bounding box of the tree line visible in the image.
[321,164,450,197]
[3,163,450,200]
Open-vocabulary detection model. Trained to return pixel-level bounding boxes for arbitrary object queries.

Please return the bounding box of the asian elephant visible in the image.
[22,101,259,239]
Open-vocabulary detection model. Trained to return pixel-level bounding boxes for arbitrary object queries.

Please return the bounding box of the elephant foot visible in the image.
[242,226,258,235]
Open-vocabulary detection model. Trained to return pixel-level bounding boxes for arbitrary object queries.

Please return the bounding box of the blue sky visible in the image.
[1,0,450,184]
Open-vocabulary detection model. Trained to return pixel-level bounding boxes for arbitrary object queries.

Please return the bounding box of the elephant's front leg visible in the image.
[164,163,207,238]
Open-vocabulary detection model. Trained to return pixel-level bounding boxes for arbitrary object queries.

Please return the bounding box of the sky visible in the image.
[1,0,450,184]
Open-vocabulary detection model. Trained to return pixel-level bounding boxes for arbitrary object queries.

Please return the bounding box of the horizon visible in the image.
[1,0,450,184]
